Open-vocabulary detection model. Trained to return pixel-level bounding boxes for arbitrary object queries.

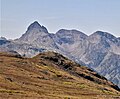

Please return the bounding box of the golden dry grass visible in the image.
[0,52,120,99]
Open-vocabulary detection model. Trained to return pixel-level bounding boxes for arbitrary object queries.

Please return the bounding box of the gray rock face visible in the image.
[0,37,11,45]
[27,21,48,33]
[53,29,88,58]
[18,21,49,43]
[76,31,120,88]
[0,21,120,88]
[17,21,58,50]
[0,40,46,57]
[96,52,120,87]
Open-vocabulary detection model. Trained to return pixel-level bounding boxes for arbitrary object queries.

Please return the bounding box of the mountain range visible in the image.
[0,21,120,88]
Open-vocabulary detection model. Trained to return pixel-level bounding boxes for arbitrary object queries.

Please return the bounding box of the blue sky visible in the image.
[1,0,120,39]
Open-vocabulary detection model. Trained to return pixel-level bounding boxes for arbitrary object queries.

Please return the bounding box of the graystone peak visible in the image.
[94,31,117,39]
[27,21,48,33]
[28,21,41,30]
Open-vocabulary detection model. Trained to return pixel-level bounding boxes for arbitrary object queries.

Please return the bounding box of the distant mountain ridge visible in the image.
[0,21,120,88]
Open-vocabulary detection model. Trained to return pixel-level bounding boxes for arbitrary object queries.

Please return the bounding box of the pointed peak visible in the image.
[33,21,40,24]
[27,21,41,30]
[32,21,41,26]
[27,21,48,33]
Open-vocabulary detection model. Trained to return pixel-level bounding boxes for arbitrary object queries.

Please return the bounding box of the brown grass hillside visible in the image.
[0,51,120,99]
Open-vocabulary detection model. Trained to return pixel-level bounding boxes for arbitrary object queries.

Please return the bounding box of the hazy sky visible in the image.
[1,0,120,39]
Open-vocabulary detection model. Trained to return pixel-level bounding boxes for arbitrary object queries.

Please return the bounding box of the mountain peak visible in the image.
[57,29,85,35]
[88,31,118,44]
[27,21,48,33]
[56,29,87,43]
[90,31,117,42]
[94,31,116,39]
[27,21,41,30]
[17,21,49,42]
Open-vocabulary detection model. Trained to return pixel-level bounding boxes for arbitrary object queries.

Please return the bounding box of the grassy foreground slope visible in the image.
[0,52,120,99]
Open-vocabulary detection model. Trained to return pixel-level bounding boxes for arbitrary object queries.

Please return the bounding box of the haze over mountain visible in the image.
[0,21,120,88]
